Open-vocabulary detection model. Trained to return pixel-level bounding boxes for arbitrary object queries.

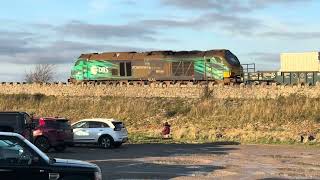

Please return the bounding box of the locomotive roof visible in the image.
[79,49,232,61]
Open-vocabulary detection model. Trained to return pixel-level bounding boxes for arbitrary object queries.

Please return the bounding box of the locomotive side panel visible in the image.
[71,57,237,82]
[70,49,243,83]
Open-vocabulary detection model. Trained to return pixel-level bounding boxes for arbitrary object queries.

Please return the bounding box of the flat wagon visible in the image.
[244,71,320,85]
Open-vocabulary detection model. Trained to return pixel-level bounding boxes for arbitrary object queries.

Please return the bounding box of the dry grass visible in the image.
[0,93,319,144]
[143,155,215,165]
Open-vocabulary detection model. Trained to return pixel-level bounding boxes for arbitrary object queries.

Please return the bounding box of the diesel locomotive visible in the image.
[70,49,243,84]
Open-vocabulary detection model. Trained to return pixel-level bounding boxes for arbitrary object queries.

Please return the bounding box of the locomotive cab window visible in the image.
[120,62,132,77]
[126,62,132,76]
[120,62,125,76]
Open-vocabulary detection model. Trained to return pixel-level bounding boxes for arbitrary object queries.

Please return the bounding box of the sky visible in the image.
[0,0,319,81]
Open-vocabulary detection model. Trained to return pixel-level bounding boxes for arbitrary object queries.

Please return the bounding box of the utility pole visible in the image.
[204,56,208,81]
[203,56,209,98]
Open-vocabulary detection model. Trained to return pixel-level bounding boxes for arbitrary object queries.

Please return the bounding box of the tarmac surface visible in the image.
[49,143,320,180]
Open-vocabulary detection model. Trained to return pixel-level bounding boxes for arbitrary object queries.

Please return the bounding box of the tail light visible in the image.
[39,118,46,126]
[114,127,121,131]
[113,122,124,131]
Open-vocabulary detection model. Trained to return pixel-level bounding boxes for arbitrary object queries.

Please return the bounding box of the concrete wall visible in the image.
[0,83,320,99]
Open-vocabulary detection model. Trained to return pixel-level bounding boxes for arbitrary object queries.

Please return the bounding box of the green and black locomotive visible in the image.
[70,49,242,84]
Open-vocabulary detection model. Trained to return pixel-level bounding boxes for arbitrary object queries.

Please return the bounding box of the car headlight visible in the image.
[94,171,102,180]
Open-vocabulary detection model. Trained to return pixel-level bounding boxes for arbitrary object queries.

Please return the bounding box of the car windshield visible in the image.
[0,139,19,148]
[22,137,50,163]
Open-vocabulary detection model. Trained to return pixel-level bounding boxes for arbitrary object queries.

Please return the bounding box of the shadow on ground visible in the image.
[49,143,239,179]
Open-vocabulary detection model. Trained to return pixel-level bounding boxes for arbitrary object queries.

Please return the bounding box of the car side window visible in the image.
[0,136,33,166]
[102,123,110,128]
[73,122,89,128]
[89,122,103,128]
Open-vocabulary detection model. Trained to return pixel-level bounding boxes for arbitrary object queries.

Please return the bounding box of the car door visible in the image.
[0,136,49,180]
[88,121,106,142]
[72,121,91,143]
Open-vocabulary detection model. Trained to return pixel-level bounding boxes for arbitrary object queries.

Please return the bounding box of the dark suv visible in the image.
[0,112,33,141]
[32,117,74,152]
[0,132,102,180]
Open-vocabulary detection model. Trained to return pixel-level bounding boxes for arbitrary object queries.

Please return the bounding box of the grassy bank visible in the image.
[0,93,319,145]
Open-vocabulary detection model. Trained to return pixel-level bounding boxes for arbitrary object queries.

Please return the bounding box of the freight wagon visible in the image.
[280,52,320,72]
[70,49,242,84]
[244,71,320,85]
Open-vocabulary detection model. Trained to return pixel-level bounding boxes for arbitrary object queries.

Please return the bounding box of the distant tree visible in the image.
[25,64,56,83]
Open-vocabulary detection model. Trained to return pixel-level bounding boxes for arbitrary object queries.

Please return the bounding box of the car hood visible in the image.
[51,158,99,172]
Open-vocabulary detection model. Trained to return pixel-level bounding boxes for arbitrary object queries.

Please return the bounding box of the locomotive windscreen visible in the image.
[225,51,240,66]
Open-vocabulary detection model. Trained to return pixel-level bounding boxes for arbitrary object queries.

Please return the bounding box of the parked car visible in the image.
[72,118,128,149]
[0,132,102,180]
[0,112,33,141]
[32,117,74,152]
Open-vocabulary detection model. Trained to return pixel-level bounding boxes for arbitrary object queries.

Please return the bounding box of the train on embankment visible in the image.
[69,49,243,85]
[69,50,320,86]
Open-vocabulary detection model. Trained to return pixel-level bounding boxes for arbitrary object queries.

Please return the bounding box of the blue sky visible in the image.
[0,0,319,81]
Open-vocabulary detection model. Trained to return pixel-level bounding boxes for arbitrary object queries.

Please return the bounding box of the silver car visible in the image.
[71,118,128,149]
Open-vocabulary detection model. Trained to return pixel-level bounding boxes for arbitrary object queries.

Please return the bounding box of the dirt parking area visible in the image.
[49,143,320,179]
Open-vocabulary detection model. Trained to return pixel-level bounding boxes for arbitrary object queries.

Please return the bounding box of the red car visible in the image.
[32,117,74,152]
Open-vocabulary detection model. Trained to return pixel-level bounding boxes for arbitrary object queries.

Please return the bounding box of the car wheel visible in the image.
[54,145,66,152]
[99,136,113,149]
[35,137,50,152]
[113,142,122,148]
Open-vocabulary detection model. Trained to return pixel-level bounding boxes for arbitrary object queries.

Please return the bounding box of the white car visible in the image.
[71,118,128,149]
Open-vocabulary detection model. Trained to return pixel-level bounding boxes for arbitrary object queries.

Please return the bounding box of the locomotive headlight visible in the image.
[223,71,231,78]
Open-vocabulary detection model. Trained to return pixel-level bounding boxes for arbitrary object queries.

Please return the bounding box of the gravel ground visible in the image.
[49,143,320,180]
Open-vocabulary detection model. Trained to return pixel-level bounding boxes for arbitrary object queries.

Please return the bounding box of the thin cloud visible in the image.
[0,31,37,54]
[160,0,249,12]
[0,38,149,65]
[247,52,280,63]
[121,0,137,5]
[161,0,313,12]
[140,12,264,36]
[245,52,280,71]
[250,0,314,8]
[89,0,109,14]
[260,31,320,39]
[58,21,157,41]
[161,0,222,10]
[0,30,34,38]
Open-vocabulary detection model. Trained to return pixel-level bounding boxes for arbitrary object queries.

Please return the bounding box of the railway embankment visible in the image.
[1,83,320,99]
[0,85,319,145]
